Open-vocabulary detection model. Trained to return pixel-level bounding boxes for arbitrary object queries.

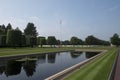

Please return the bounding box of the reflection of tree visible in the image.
[23,60,36,77]
[70,52,82,58]
[38,54,46,59]
[5,60,22,77]
[0,66,5,75]
[85,52,99,59]
[38,54,46,63]
[48,53,56,63]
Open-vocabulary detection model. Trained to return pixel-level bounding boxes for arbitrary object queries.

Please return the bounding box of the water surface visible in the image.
[0,51,99,80]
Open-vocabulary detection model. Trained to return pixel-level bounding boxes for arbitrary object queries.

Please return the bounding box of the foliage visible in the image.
[56,40,61,45]
[0,35,6,47]
[0,22,39,48]
[24,23,38,37]
[6,29,22,47]
[30,37,37,47]
[6,30,13,46]
[1,24,5,29]
[38,36,46,47]
[70,36,83,45]
[21,35,26,47]
[6,23,12,30]
[25,36,37,47]
[110,33,120,47]
[0,29,5,35]
[47,36,57,47]
[85,35,110,45]
[62,40,70,45]
[25,36,31,46]
[6,23,12,34]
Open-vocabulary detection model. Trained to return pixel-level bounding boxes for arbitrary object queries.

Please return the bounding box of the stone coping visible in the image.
[75,49,104,52]
[45,50,107,80]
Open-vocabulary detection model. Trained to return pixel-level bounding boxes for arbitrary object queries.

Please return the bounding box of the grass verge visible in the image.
[0,46,111,57]
[0,47,75,57]
[64,48,118,80]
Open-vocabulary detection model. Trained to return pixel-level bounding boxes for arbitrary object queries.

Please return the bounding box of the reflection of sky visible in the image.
[0,0,120,40]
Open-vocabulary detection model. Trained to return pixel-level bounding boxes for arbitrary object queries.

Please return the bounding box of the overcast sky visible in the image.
[0,0,120,41]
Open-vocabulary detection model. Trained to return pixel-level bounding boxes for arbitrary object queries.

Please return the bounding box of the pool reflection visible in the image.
[0,51,99,80]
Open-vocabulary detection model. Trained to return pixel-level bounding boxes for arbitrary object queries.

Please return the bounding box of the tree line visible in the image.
[0,22,119,48]
[0,23,38,48]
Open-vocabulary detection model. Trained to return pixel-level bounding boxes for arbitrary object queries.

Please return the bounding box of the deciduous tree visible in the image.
[110,33,120,47]
[47,36,57,47]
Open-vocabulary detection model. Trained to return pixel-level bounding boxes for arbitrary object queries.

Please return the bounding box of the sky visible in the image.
[0,0,120,41]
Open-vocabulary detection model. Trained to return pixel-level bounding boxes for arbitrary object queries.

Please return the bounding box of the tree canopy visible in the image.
[0,22,118,48]
[38,37,46,47]
[6,23,12,30]
[24,23,38,37]
[70,36,83,45]
[47,36,57,46]
[110,33,120,47]
[85,35,110,45]
[6,29,22,47]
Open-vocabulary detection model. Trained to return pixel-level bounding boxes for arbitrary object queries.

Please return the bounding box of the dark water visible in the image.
[0,52,99,80]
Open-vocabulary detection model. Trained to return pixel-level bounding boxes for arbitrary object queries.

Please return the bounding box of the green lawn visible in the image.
[0,47,76,57]
[0,46,112,57]
[0,46,118,80]
[64,48,118,80]
[0,46,109,57]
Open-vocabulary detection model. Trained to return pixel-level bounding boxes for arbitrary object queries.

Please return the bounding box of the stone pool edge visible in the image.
[45,50,107,80]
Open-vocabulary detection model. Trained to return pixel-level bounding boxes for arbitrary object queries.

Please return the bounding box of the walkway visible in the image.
[114,49,120,80]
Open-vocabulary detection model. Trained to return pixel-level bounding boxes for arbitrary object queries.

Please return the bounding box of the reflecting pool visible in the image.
[0,51,99,80]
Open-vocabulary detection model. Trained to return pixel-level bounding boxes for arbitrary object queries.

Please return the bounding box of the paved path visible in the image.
[114,50,120,80]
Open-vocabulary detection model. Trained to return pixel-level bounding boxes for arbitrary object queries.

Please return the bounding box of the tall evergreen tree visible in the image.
[0,25,1,29]
[6,23,12,34]
[0,29,5,35]
[24,23,38,47]
[21,35,26,47]
[24,23,38,37]
[1,24,5,29]
[0,35,6,47]
[6,29,22,47]
[6,30,14,47]
[6,23,12,30]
